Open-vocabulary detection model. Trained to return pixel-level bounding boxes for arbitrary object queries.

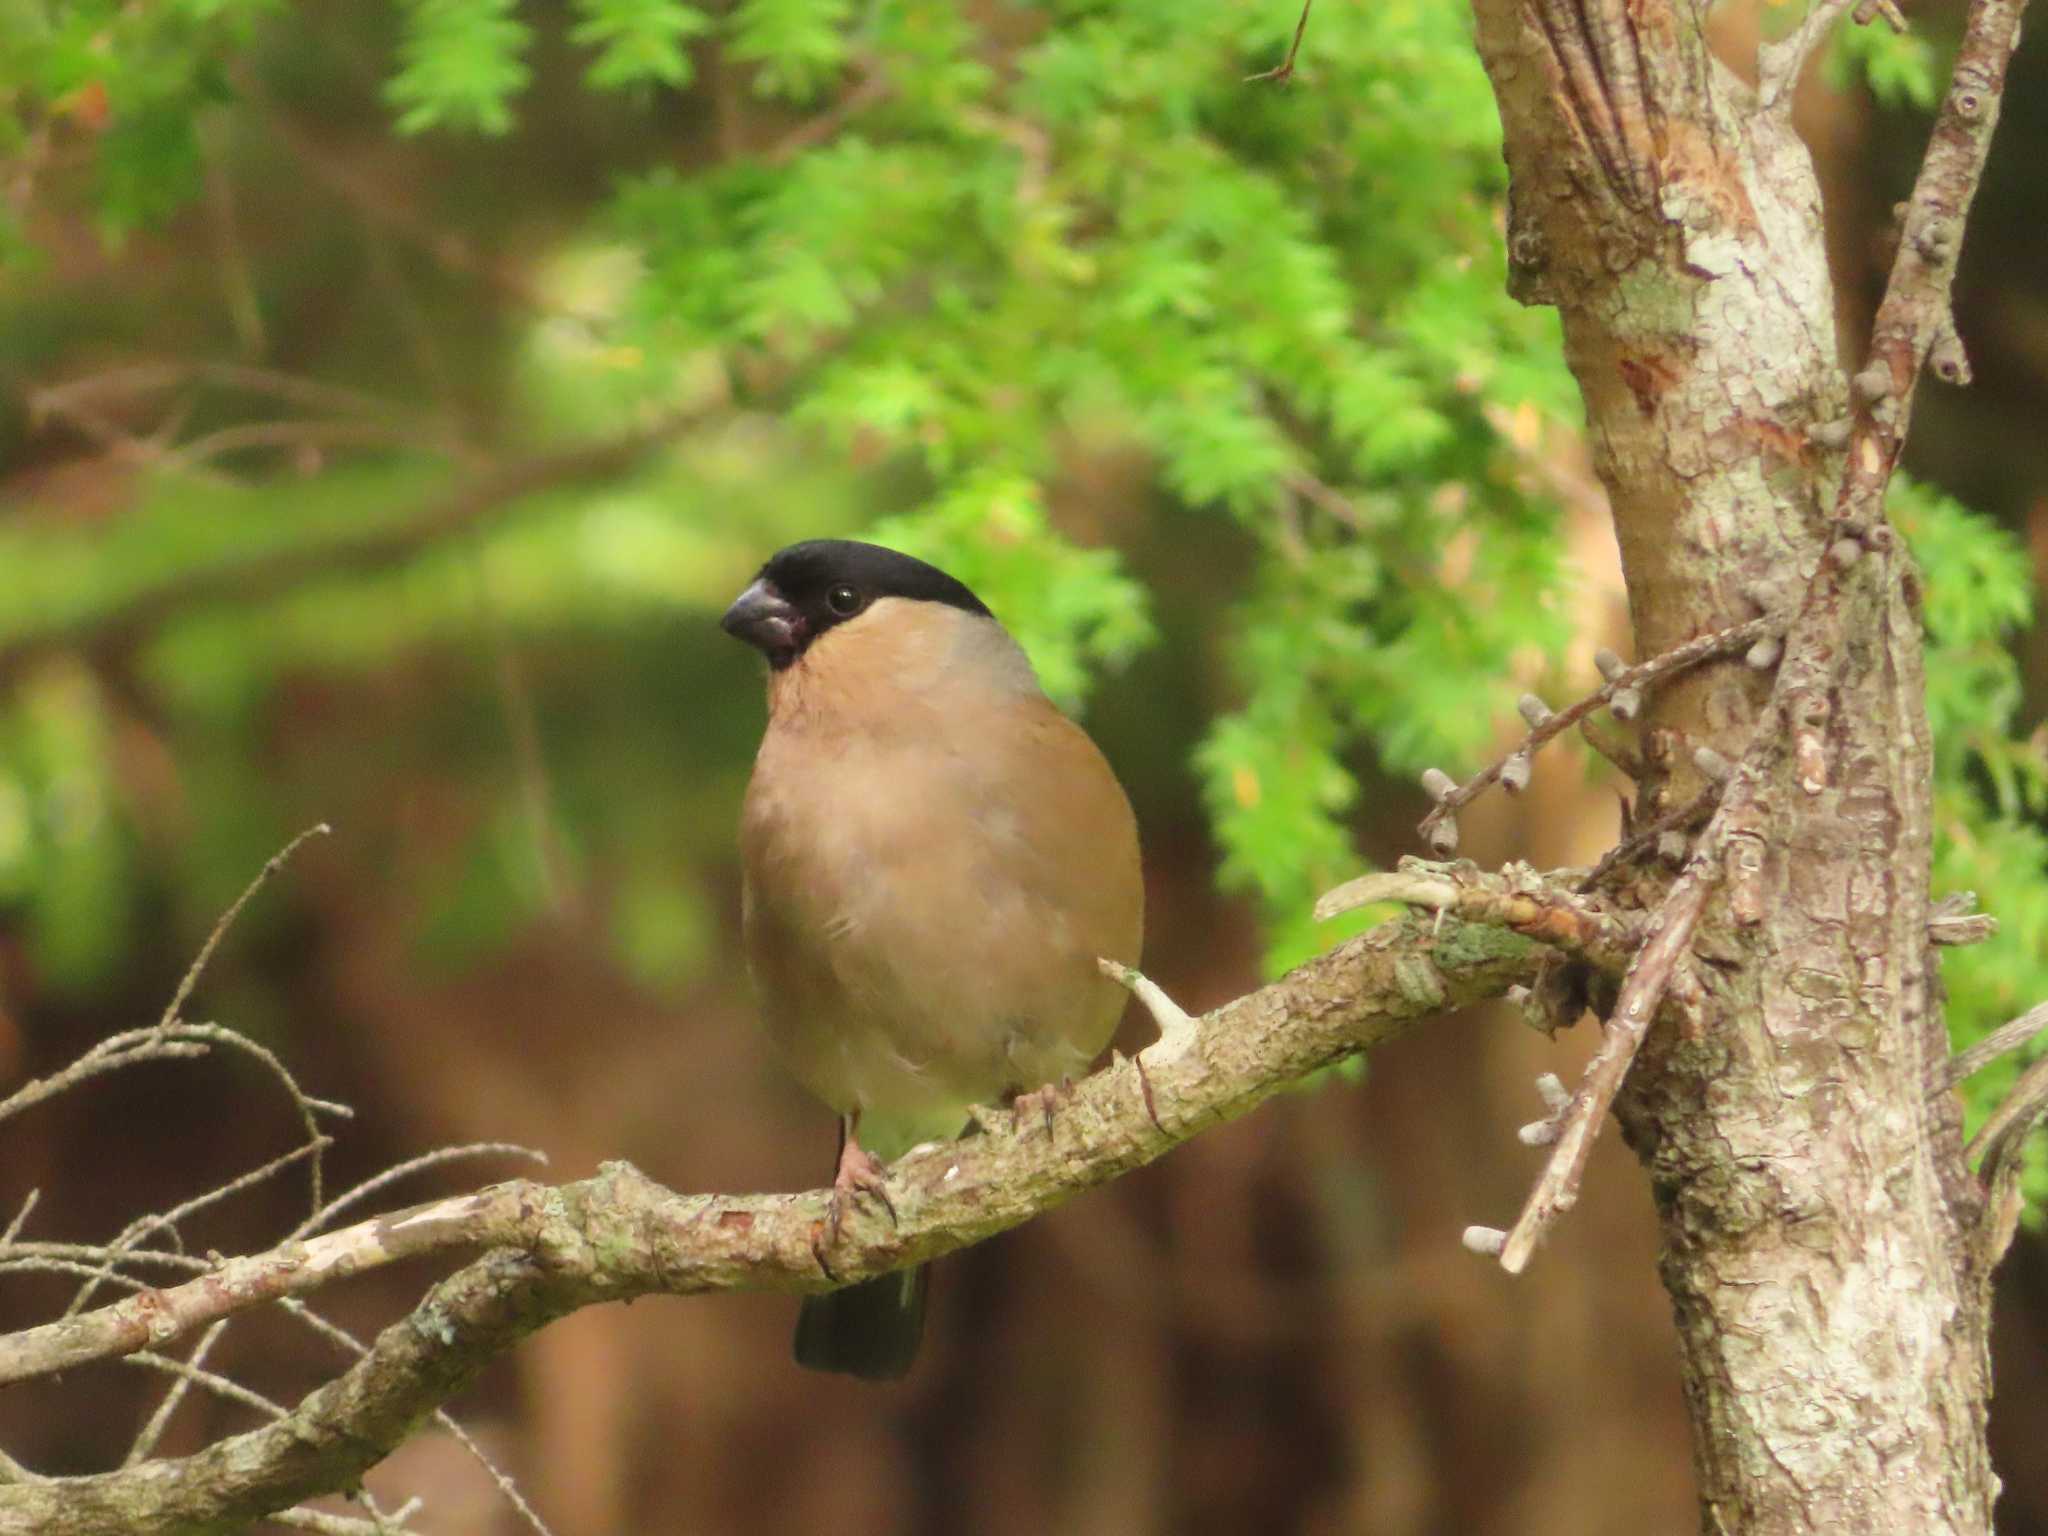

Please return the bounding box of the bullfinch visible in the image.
[723,540,1144,1380]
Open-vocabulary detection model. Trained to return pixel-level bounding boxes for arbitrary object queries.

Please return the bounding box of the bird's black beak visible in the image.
[721,579,804,666]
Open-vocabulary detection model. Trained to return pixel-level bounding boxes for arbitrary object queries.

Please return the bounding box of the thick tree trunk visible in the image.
[1467,0,1998,1529]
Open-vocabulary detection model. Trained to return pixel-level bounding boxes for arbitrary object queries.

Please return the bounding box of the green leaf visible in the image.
[386,0,534,135]
[570,0,712,91]
[727,0,853,102]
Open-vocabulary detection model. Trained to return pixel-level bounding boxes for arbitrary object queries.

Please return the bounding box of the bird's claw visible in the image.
[1008,1078,1073,1139]
[810,1134,897,1279]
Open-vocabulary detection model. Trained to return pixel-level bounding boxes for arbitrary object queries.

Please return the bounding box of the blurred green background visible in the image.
[1,2,2046,1532]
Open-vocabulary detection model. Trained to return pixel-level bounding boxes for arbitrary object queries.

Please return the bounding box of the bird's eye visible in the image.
[825,584,863,617]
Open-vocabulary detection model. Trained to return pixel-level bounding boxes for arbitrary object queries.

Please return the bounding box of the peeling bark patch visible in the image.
[1742,416,1813,472]
[1618,352,1682,416]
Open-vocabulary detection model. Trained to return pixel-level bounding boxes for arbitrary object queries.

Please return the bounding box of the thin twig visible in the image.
[761,67,893,165]
[1498,865,1715,1272]
[1758,0,1859,109]
[1,1243,209,1275]
[1965,1044,2048,1164]
[123,1349,288,1421]
[299,1142,548,1239]
[1969,1048,2048,1263]
[161,418,466,473]
[159,826,330,1033]
[1946,1001,2048,1087]
[28,361,411,427]
[0,1037,211,1126]
[1577,786,1719,892]
[280,1301,550,1536]
[91,1138,331,1280]
[1246,0,1314,83]
[270,1502,424,1536]
[125,1319,233,1467]
[1416,617,1774,847]
[0,1193,38,1247]
[0,414,700,688]
[1827,0,2031,536]
[433,1414,556,1536]
[0,1258,150,1288]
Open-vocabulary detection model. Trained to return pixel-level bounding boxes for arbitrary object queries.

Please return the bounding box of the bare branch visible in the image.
[0,414,701,688]
[1969,1047,2048,1264]
[1946,1002,2048,1087]
[270,1502,423,1536]
[762,66,894,165]
[273,1304,542,1536]
[1929,890,1998,948]
[1498,864,1714,1273]
[1577,786,1718,893]
[1758,0,1860,110]
[1246,0,1315,84]
[122,1351,288,1422]
[1830,0,2031,535]
[1315,860,1634,972]
[1415,617,1774,850]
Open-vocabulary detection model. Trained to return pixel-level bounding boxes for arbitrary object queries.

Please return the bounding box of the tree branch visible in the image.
[1414,617,1775,855]
[1831,0,2030,532]
[0,909,1544,1535]
[1315,860,1634,973]
[0,413,698,689]
[1497,863,1712,1271]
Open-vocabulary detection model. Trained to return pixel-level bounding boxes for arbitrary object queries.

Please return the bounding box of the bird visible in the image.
[722,538,1143,1380]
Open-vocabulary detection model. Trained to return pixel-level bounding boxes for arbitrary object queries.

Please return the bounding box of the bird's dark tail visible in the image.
[793,1265,928,1381]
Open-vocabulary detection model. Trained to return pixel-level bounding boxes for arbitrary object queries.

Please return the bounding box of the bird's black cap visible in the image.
[722,540,992,668]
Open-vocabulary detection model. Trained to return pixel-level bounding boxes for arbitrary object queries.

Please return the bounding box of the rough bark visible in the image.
[1465,0,2023,1528]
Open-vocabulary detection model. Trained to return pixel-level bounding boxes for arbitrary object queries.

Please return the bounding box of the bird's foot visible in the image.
[1007,1077,1074,1139]
[810,1135,895,1280]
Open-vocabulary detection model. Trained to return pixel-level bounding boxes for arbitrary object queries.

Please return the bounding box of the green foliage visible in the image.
[1893,475,2048,1204]
[0,0,276,241]
[571,0,712,92]
[728,0,852,102]
[387,0,534,134]
[0,0,1580,1004]
[1827,15,1944,111]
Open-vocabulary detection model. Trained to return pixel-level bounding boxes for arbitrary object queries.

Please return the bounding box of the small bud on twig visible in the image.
[1930,325,1973,387]
[1830,538,1864,569]
[1501,751,1532,794]
[1427,817,1460,856]
[1745,633,1782,670]
[1610,687,1643,722]
[1518,1118,1562,1146]
[1853,363,1894,403]
[1462,1225,1508,1257]
[1806,418,1853,450]
[1517,694,1554,729]
[1421,767,1458,804]
[1593,648,1627,682]
[1657,829,1690,864]
[1534,1073,1570,1114]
